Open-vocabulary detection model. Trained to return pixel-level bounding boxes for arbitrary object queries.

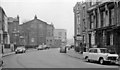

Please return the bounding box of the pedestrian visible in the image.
[10,43,14,52]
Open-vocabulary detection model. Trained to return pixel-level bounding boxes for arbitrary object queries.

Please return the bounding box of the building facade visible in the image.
[46,23,54,48]
[8,16,20,45]
[0,7,10,53]
[74,1,120,53]
[87,1,120,54]
[73,2,83,50]
[20,15,54,48]
[54,29,67,47]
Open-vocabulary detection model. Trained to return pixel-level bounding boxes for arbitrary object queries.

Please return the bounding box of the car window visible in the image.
[100,49,108,53]
[93,49,98,53]
[89,49,97,53]
[89,49,94,53]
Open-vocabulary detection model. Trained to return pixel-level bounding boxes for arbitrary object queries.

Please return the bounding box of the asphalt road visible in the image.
[2,48,119,68]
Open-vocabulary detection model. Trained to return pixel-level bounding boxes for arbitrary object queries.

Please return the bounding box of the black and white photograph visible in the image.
[0,0,120,69]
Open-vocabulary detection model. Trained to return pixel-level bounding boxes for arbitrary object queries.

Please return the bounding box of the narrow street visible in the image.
[2,48,119,68]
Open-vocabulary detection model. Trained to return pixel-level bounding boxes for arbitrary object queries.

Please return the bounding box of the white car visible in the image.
[83,48,119,65]
[37,45,43,50]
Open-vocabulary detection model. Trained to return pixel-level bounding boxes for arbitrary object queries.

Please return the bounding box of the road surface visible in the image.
[2,48,119,68]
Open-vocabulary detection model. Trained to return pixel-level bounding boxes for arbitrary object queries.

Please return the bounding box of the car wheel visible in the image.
[99,58,104,65]
[15,52,17,54]
[85,56,89,62]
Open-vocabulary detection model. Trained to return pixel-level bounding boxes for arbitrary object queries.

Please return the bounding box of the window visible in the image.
[110,33,113,45]
[109,8,114,26]
[100,49,108,53]
[101,11,105,27]
[93,49,98,53]
[83,7,85,17]
[89,49,94,53]
[90,14,94,29]
[58,32,62,36]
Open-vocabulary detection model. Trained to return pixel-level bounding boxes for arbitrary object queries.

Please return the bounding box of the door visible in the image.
[92,49,98,60]
[89,49,94,60]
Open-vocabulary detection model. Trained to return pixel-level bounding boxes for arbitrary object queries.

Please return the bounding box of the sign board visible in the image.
[76,36,82,40]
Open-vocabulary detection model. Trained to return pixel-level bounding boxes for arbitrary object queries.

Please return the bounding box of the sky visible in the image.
[0,0,83,39]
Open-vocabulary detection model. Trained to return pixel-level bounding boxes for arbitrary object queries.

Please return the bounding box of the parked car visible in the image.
[37,45,44,50]
[15,47,26,54]
[83,48,119,65]
[43,45,50,49]
[60,46,67,53]
[65,44,71,50]
[45,45,50,49]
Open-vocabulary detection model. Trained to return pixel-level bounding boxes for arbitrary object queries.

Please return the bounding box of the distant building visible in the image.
[46,24,54,48]
[8,16,20,45]
[54,29,67,47]
[20,15,54,47]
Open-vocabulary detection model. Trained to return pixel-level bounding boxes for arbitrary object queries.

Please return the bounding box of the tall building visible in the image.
[20,15,54,48]
[0,7,10,53]
[54,29,67,47]
[87,1,120,54]
[73,2,84,51]
[74,1,120,53]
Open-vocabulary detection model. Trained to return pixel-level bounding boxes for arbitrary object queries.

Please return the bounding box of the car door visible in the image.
[89,49,94,60]
[92,49,98,60]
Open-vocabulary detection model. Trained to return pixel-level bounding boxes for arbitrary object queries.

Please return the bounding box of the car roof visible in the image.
[89,48,107,49]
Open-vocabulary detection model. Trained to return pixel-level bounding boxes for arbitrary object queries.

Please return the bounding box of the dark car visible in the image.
[60,46,67,53]
[15,47,26,54]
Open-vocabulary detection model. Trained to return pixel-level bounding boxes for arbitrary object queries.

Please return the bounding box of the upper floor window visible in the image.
[90,14,94,29]
[109,8,114,26]
[83,7,85,17]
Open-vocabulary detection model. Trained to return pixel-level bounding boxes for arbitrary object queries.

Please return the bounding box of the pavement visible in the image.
[66,48,84,60]
[2,48,37,57]
[2,49,15,57]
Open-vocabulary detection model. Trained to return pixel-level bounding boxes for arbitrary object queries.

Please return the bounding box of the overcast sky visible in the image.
[1,0,83,39]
